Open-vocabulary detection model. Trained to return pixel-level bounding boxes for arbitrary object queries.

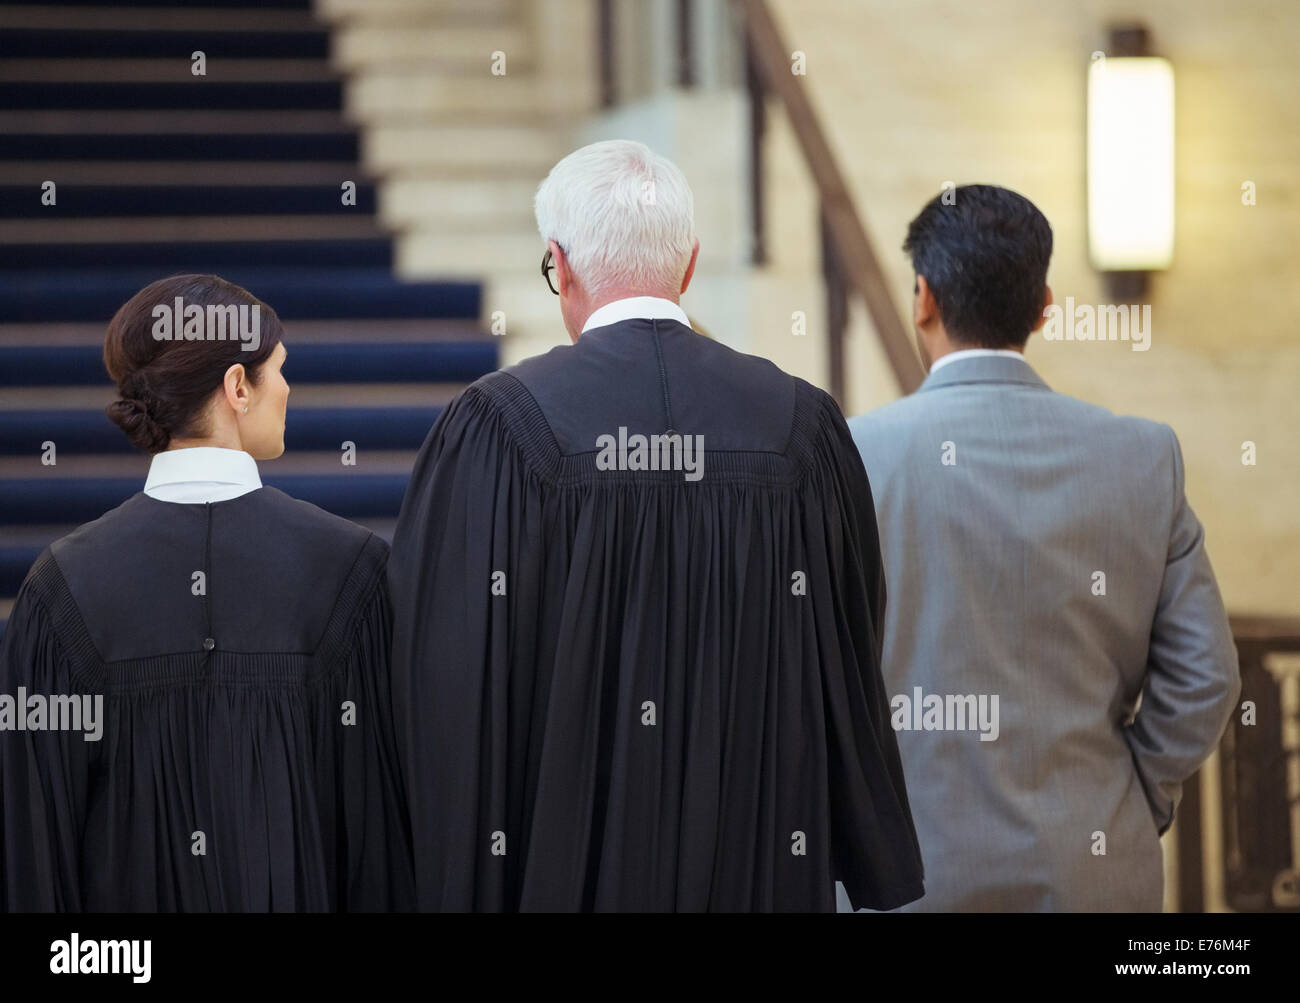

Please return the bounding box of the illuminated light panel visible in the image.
[1087,56,1175,271]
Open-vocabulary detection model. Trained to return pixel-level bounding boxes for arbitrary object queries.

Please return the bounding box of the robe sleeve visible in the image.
[0,552,96,912]
[335,554,417,912]
[806,390,926,911]
[388,384,522,911]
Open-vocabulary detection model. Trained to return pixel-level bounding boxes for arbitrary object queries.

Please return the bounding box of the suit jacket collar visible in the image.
[917,353,1050,393]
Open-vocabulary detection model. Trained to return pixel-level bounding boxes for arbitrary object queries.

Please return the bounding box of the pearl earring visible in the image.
[243,406,248,414]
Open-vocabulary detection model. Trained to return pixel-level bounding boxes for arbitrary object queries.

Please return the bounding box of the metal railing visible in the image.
[1178,616,1300,912]
[735,0,921,401]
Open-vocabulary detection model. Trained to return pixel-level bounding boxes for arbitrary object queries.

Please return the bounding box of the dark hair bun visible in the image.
[102,274,284,455]
[106,396,171,453]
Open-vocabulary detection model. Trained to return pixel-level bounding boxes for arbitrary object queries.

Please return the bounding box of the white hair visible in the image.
[534,140,696,297]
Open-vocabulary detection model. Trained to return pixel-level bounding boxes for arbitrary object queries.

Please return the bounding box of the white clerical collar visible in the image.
[928,348,1026,374]
[144,446,262,504]
[581,296,692,334]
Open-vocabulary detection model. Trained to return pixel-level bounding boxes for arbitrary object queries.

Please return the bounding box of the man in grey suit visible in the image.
[843,184,1240,911]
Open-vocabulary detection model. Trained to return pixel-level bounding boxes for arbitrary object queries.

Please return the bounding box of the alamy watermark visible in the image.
[891,686,1000,741]
[151,296,261,351]
[1041,297,1151,351]
[50,935,150,983]
[595,427,704,482]
[0,689,104,741]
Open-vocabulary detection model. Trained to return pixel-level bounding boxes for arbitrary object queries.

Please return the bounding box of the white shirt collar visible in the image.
[928,348,1026,374]
[144,447,262,504]
[581,296,692,334]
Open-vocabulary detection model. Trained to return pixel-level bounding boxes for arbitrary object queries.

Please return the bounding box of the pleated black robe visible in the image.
[389,317,924,911]
[0,487,414,911]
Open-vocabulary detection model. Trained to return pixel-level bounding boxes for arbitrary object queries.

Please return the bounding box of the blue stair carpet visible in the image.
[0,0,501,633]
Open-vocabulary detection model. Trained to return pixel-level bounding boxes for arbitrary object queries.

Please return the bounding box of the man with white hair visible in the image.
[389,139,923,912]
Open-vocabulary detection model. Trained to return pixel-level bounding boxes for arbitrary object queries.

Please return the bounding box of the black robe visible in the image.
[388,317,924,911]
[0,487,414,911]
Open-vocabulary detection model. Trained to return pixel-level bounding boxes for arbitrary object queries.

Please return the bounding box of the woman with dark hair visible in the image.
[0,274,414,912]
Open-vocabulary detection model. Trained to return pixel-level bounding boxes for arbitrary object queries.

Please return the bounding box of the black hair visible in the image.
[902,184,1052,349]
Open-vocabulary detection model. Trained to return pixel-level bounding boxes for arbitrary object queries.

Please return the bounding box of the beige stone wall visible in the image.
[323,0,1295,615]
[766,0,1300,617]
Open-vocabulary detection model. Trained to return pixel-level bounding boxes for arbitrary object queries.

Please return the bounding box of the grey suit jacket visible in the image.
[842,354,1239,911]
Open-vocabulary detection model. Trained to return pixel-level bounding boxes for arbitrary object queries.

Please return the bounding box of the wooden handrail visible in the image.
[736,0,923,397]
[1229,615,1300,646]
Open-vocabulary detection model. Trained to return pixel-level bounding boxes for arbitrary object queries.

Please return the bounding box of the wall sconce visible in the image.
[1087,25,1174,300]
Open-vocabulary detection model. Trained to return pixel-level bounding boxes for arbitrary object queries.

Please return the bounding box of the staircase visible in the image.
[0,0,498,632]
[318,0,597,364]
